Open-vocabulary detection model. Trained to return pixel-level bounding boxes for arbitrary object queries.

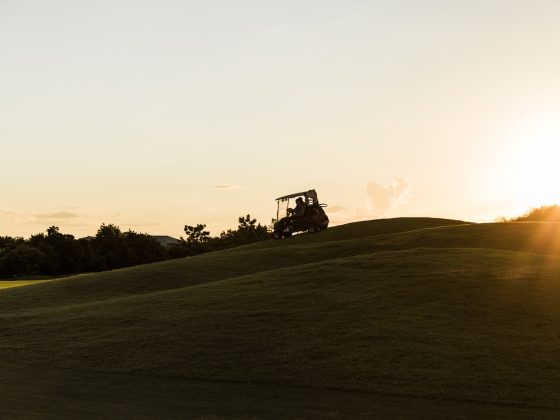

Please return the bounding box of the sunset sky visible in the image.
[2,0,560,238]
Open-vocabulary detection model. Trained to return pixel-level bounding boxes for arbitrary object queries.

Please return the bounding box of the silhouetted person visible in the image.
[285,197,306,231]
[294,197,306,217]
[287,197,305,231]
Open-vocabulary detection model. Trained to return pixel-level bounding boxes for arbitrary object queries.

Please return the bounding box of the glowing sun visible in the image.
[509,118,560,209]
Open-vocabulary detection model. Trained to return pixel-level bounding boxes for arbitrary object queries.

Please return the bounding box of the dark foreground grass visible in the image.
[1,218,560,418]
[1,363,554,419]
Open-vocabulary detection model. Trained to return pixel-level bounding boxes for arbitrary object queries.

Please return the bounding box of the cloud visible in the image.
[33,211,80,220]
[366,178,411,215]
[0,209,31,223]
[120,222,161,228]
[327,205,345,213]
[212,184,241,190]
[0,209,15,217]
[327,178,412,226]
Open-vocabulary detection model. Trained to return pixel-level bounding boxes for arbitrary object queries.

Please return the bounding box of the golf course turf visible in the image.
[1,217,560,418]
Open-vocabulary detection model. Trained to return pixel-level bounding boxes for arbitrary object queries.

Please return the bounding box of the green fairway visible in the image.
[0,280,49,290]
[1,218,560,418]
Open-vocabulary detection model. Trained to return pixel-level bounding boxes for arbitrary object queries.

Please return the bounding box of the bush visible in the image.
[0,245,46,277]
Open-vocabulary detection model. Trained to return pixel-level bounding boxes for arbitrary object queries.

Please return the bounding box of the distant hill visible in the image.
[2,217,560,418]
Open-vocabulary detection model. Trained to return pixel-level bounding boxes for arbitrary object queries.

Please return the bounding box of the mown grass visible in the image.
[3,219,559,312]
[1,217,560,418]
[0,280,49,290]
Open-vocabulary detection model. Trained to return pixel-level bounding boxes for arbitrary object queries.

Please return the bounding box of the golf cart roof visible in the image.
[276,190,316,201]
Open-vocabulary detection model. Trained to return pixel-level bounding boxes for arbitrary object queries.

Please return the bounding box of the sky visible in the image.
[2,0,560,238]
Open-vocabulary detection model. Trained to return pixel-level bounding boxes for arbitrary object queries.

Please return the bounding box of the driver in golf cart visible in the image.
[288,197,306,218]
[286,197,306,230]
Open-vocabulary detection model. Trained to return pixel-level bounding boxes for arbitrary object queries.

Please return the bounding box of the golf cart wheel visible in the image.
[273,231,282,240]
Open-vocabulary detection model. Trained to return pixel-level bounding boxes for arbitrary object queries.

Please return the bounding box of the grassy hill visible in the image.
[1,217,560,419]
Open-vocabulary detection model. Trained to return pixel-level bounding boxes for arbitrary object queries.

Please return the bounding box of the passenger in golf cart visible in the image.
[272,189,329,239]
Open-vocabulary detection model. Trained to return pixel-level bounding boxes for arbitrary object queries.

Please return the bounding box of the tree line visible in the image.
[0,215,270,278]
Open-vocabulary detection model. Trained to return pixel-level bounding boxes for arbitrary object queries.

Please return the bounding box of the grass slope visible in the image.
[1,217,560,418]
[0,280,48,290]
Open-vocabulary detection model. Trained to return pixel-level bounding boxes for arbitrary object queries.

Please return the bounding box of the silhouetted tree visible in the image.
[0,245,46,277]
[94,223,125,270]
[0,236,24,251]
[182,224,212,255]
[166,243,191,259]
[121,230,166,265]
[217,215,270,248]
[28,226,84,274]
[0,211,272,277]
[236,214,270,243]
[184,224,210,244]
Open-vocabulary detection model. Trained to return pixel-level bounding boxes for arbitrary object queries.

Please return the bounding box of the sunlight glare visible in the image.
[508,117,560,210]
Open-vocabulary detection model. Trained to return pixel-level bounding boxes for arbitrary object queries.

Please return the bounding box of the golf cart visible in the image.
[272,189,329,239]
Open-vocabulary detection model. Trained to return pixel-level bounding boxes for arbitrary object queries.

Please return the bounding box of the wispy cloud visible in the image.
[0,208,31,223]
[0,207,172,238]
[120,222,161,228]
[212,184,242,190]
[33,211,80,220]
[0,209,16,217]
